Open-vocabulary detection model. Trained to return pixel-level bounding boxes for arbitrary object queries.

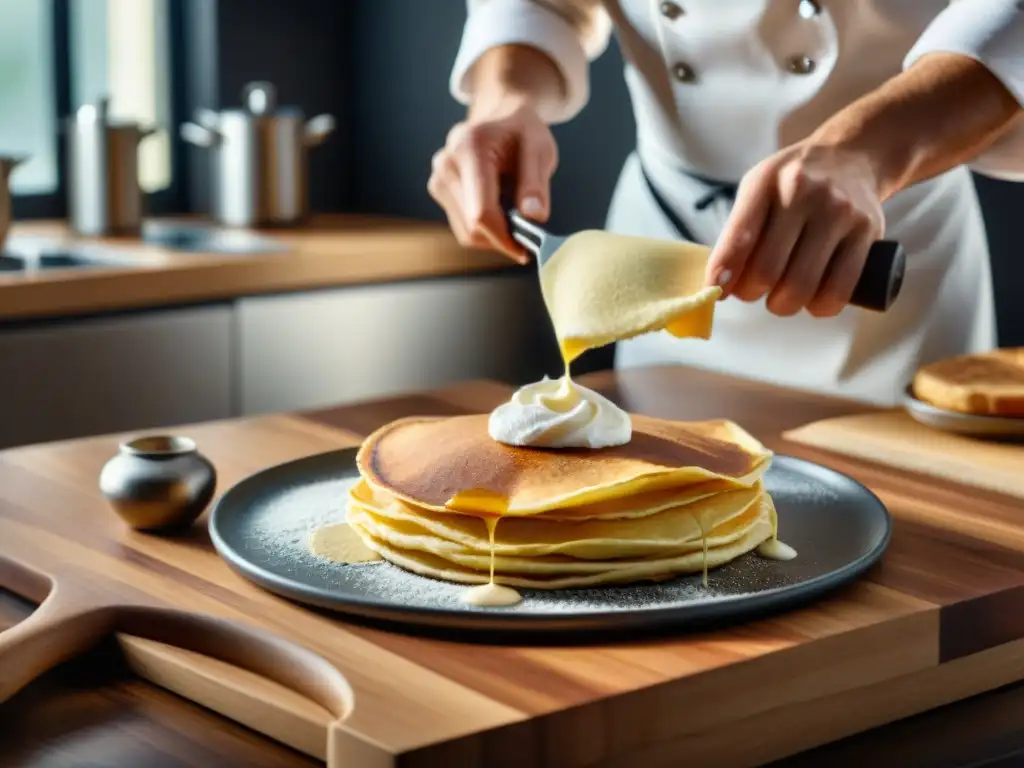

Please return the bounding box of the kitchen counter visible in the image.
[2,365,1024,767]
[0,214,546,450]
[0,214,513,322]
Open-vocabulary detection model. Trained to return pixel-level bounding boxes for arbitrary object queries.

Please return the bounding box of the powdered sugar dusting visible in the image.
[212,455,886,624]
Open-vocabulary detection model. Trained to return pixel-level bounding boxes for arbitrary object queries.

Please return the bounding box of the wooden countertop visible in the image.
[2,366,1024,767]
[0,214,513,322]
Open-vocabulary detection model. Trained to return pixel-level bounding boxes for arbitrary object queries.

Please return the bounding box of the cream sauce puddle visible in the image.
[757,538,798,561]
[310,521,382,563]
[459,517,522,607]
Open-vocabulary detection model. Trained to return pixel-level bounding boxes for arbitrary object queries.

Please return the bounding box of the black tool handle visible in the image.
[499,176,517,230]
[851,240,905,312]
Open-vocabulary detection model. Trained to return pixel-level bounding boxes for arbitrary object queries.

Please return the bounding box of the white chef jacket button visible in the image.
[672,62,697,83]
[799,0,822,18]
[660,1,684,20]
[786,55,817,75]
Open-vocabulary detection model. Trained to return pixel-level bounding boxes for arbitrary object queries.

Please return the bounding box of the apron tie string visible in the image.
[640,163,738,243]
[694,182,738,211]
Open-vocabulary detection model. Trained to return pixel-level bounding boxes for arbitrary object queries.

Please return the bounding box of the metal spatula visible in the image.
[500,187,906,313]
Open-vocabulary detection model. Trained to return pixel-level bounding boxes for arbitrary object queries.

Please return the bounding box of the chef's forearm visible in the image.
[466,45,566,121]
[812,52,1021,201]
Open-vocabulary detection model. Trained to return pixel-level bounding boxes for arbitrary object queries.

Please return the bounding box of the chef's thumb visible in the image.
[516,132,554,222]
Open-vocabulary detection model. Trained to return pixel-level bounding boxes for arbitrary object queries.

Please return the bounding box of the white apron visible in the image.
[450,0,1024,404]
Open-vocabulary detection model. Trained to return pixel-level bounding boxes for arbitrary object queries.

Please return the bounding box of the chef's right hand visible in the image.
[428,100,558,264]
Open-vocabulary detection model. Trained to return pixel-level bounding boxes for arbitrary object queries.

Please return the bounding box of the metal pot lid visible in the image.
[208,82,306,121]
[64,97,150,130]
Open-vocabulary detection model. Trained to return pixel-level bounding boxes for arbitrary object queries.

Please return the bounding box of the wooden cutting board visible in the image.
[6,370,1024,768]
[783,410,1024,501]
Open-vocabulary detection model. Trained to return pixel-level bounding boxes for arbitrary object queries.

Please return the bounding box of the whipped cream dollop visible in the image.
[488,376,631,449]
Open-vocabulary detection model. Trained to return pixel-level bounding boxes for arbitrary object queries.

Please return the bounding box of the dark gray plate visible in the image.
[209,449,891,639]
[902,384,1024,439]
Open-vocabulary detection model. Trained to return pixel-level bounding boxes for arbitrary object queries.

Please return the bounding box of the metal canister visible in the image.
[64,98,156,236]
[180,81,335,228]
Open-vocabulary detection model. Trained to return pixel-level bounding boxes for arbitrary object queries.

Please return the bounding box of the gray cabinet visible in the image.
[0,305,233,449]
[237,273,548,415]
[0,273,553,448]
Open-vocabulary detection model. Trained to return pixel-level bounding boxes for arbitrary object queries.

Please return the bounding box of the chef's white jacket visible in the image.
[450,1,1024,404]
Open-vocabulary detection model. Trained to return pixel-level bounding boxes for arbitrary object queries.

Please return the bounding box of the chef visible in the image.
[427,0,1024,404]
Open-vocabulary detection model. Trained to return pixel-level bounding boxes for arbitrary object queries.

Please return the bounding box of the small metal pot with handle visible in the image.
[181,81,335,228]
[0,155,28,255]
[64,97,158,237]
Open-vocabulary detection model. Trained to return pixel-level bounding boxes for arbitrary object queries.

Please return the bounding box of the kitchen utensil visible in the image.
[64,97,157,236]
[99,434,217,531]
[0,155,27,255]
[209,447,891,639]
[501,189,907,313]
[901,384,1024,439]
[784,408,1024,500]
[0,552,355,765]
[180,81,335,228]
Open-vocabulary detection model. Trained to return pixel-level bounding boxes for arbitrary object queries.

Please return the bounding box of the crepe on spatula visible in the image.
[538,230,722,363]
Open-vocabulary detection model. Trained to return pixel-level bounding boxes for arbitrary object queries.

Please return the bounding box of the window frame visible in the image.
[12,0,191,220]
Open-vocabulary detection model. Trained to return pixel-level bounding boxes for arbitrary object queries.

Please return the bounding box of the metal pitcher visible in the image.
[0,155,28,255]
[180,81,335,228]
[64,97,158,236]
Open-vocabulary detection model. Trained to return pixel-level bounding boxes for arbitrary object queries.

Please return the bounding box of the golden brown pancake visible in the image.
[357,413,771,515]
[346,490,776,589]
[913,348,1024,416]
[348,478,765,560]
[331,413,785,593]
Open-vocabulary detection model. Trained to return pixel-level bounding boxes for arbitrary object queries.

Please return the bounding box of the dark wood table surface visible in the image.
[2,365,1024,767]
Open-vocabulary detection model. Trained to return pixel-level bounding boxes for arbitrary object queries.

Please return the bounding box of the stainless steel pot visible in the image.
[64,97,157,237]
[0,155,28,254]
[180,81,335,228]
[99,434,217,531]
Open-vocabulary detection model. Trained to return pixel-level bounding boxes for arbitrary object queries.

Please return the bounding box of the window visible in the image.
[70,0,173,193]
[0,0,58,195]
[0,0,173,200]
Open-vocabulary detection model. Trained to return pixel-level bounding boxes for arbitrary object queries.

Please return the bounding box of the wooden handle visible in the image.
[851,240,906,312]
[0,543,370,765]
[113,607,364,768]
[0,558,110,704]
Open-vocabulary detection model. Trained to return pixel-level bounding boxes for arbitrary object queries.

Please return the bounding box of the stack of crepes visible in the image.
[346,412,777,589]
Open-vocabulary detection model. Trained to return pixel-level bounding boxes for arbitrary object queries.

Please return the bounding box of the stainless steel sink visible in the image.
[141,222,285,254]
[0,222,285,276]
[0,240,126,272]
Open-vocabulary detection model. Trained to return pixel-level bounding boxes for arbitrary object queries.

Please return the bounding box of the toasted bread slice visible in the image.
[912,348,1024,417]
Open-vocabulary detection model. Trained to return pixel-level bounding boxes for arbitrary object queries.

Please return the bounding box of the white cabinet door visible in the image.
[0,305,234,449]
[238,273,551,415]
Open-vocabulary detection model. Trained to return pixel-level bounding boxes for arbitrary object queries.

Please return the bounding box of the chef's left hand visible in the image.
[705,142,885,318]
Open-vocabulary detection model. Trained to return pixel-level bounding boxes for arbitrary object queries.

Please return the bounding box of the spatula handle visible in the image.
[852,240,906,312]
[499,176,517,230]
[499,176,543,258]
